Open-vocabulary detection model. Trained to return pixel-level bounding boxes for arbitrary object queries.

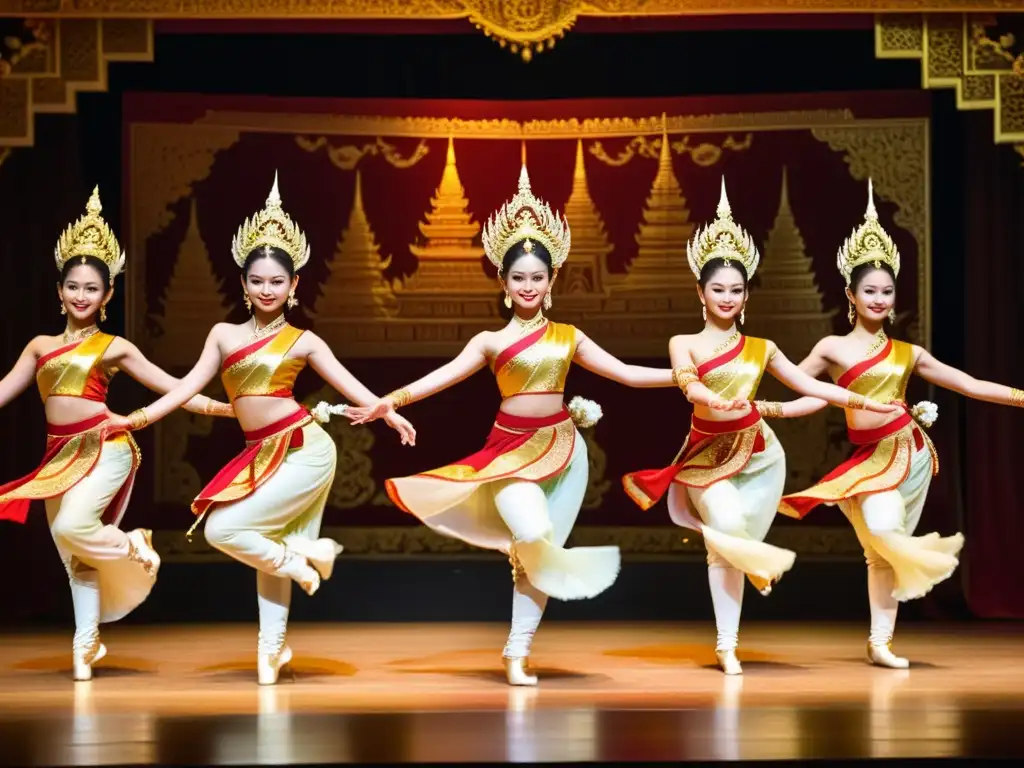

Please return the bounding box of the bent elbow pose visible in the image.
[777,181,1021,669]
[107,175,414,685]
[621,179,899,676]
[0,189,231,681]
[347,166,676,686]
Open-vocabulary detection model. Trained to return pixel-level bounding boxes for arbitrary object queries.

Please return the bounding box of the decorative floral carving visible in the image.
[296,135,429,170]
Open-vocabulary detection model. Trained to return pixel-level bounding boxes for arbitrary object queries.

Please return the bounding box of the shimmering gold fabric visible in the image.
[493,322,577,398]
[36,333,116,402]
[846,339,914,404]
[698,336,771,401]
[222,325,306,402]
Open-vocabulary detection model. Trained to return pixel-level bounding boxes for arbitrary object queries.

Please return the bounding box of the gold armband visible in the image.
[128,408,149,430]
[755,401,783,419]
[847,393,866,410]
[672,365,700,390]
[386,388,412,409]
[1010,388,1024,408]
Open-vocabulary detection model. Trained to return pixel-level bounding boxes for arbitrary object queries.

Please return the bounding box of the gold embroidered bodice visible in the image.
[36,332,117,403]
[491,322,577,399]
[838,336,914,404]
[695,335,773,401]
[221,325,306,402]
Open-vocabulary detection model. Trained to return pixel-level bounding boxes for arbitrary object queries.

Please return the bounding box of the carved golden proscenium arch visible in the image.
[875,12,1024,153]
[2,3,1023,64]
[0,18,153,147]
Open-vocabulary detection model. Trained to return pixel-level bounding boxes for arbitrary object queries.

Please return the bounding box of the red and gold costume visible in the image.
[384,166,619,683]
[0,332,139,525]
[0,189,156,679]
[623,333,794,594]
[781,180,962,667]
[189,324,309,529]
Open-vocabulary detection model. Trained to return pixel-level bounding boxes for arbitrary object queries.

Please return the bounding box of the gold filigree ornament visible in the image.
[54,187,125,285]
[466,0,579,62]
[482,164,571,274]
[836,178,900,286]
[231,171,310,272]
[687,177,760,280]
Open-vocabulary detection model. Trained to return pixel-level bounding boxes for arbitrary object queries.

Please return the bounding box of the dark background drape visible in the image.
[962,113,1024,618]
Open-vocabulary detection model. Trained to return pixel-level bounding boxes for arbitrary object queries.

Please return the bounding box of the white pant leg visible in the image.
[503,575,548,659]
[204,427,336,576]
[493,480,553,544]
[707,563,744,652]
[44,440,152,632]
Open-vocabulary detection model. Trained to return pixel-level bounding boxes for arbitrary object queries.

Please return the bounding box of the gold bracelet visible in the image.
[1011,388,1024,408]
[202,398,213,415]
[386,388,412,409]
[128,408,149,430]
[672,365,699,390]
[755,401,783,419]
[847,393,866,410]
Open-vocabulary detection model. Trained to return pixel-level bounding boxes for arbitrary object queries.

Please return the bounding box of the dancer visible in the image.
[347,165,683,687]
[0,188,233,681]
[622,179,900,675]
[778,180,1019,668]
[106,174,416,685]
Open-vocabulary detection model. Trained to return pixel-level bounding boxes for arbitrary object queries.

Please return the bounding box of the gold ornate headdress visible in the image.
[687,177,760,280]
[231,171,310,271]
[482,164,571,273]
[54,186,125,284]
[836,178,900,285]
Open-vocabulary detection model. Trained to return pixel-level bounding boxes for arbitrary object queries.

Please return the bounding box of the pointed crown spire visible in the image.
[836,177,900,285]
[687,176,759,280]
[482,163,571,272]
[231,171,311,271]
[54,185,125,284]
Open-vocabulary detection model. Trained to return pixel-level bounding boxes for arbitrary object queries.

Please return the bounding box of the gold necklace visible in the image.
[63,324,100,344]
[512,312,546,335]
[862,328,888,359]
[249,313,286,342]
[696,330,740,364]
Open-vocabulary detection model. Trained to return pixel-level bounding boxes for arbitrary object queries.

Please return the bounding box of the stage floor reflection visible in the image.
[1,621,1022,764]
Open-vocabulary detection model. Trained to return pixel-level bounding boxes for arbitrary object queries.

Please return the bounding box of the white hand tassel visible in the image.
[910,400,938,428]
[311,401,349,424]
[567,396,603,429]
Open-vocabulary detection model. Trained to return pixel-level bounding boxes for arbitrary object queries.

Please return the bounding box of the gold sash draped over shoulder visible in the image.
[36,332,117,402]
[491,322,577,398]
[221,325,306,402]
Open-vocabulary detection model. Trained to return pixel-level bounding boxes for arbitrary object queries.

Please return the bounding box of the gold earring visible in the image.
[503,291,512,309]
[287,290,299,309]
[848,302,855,326]
[740,306,745,325]
[243,292,252,312]
[60,303,66,316]
[543,292,552,310]
[702,305,707,322]
[888,308,896,323]
[100,305,107,323]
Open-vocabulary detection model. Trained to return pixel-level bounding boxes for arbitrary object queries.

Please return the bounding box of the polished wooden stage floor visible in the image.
[1,621,1022,764]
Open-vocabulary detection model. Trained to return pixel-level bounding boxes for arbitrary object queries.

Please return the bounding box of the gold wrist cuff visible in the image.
[672,365,699,390]
[755,400,783,419]
[847,393,866,410]
[1010,388,1024,408]
[386,388,412,409]
[128,408,149,430]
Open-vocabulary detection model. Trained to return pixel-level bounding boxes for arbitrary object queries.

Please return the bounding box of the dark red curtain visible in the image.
[963,113,1024,618]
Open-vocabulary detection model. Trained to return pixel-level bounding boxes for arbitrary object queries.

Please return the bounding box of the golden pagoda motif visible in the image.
[612,119,696,313]
[743,166,840,492]
[314,170,397,319]
[745,166,836,358]
[554,139,612,313]
[152,198,230,367]
[397,136,496,318]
